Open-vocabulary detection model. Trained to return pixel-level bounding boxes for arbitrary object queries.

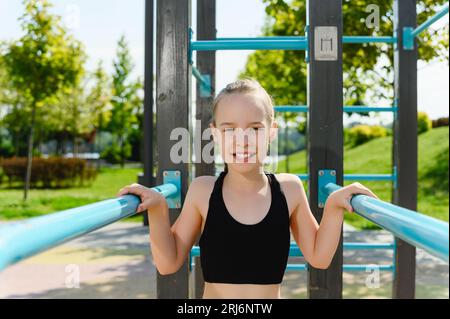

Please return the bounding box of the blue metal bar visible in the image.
[323,183,449,262]
[403,4,449,50]
[285,264,394,272]
[343,106,398,113]
[412,3,449,38]
[274,105,397,113]
[191,38,308,51]
[343,36,397,44]
[219,36,397,44]
[191,65,212,97]
[192,66,208,87]
[0,183,178,271]
[296,174,394,181]
[217,36,305,41]
[190,242,394,258]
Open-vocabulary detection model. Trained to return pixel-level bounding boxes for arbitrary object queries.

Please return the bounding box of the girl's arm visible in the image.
[288,175,378,269]
[117,177,205,275]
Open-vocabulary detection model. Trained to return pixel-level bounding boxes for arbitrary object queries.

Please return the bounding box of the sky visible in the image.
[0,0,448,124]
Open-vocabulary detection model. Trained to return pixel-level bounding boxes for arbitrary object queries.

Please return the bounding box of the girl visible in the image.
[117,79,379,299]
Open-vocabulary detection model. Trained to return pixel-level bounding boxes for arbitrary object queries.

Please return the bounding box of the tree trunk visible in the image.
[23,101,37,201]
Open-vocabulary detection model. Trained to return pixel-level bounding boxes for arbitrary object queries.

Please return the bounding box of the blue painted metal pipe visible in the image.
[216,36,396,44]
[190,242,394,258]
[285,264,394,272]
[403,4,449,50]
[274,105,397,113]
[411,3,449,38]
[192,66,207,86]
[191,38,308,51]
[0,183,178,271]
[323,183,449,262]
[343,36,397,44]
[296,174,394,181]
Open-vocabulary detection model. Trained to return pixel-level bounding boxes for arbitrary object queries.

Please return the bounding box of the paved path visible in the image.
[0,222,447,299]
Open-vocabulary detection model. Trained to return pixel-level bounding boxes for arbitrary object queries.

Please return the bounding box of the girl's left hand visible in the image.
[326,182,379,213]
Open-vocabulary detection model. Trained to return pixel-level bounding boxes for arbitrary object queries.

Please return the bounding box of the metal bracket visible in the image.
[318,169,336,208]
[199,74,212,97]
[163,170,181,209]
[402,27,414,50]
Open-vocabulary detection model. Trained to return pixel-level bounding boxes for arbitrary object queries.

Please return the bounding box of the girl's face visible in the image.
[210,93,278,173]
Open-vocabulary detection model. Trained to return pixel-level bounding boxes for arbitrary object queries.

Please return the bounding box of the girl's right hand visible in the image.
[117,183,167,213]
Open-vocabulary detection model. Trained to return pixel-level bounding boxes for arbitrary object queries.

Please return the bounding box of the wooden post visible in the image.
[193,0,216,299]
[143,0,154,226]
[307,0,344,299]
[156,0,191,299]
[392,0,417,299]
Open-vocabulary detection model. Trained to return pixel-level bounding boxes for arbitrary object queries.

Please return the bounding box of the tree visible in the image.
[87,61,113,166]
[107,35,142,167]
[1,0,86,200]
[241,0,449,132]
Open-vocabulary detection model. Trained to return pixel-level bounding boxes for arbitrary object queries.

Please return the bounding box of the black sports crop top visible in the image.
[198,170,291,285]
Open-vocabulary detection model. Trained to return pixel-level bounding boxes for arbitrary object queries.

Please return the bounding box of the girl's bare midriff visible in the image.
[202,282,281,299]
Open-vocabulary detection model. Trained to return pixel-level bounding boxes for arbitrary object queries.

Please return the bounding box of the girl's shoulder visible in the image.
[273,173,305,214]
[187,175,218,199]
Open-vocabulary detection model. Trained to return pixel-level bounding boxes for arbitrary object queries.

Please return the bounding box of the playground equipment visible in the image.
[0,0,448,299]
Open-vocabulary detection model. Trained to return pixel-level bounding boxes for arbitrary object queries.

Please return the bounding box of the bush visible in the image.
[345,125,389,147]
[0,157,97,188]
[432,117,449,128]
[101,143,131,164]
[418,112,432,134]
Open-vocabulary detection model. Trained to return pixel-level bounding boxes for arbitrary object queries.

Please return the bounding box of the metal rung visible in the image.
[297,174,395,181]
[274,105,397,113]
[343,36,397,44]
[191,38,308,51]
[286,264,395,272]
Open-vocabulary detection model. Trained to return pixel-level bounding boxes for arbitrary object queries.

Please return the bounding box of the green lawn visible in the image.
[275,126,449,229]
[0,166,144,222]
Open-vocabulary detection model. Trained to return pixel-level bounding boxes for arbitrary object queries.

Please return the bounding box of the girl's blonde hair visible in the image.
[211,78,275,127]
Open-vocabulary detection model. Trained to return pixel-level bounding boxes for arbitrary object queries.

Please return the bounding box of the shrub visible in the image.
[418,112,432,134]
[432,117,449,128]
[345,125,388,147]
[0,157,97,188]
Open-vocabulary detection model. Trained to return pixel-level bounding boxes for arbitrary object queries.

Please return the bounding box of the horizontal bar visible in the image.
[190,242,394,258]
[189,261,394,272]
[0,183,178,271]
[323,183,449,262]
[274,105,397,113]
[296,174,394,181]
[286,264,394,272]
[343,36,397,44]
[411,3,449,38]
[191,38,308,51]
[192,66,208,87]
[218,36,396,44]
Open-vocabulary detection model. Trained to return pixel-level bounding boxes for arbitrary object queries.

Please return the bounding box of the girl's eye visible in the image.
[223,128,234,133]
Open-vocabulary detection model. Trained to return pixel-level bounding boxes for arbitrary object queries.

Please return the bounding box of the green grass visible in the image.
[0,166,143,222]
[276,127,449,229]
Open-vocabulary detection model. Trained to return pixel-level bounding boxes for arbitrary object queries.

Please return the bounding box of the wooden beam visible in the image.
[307,0,344,299]
[392,0,417,299]
[156,0,191,299]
